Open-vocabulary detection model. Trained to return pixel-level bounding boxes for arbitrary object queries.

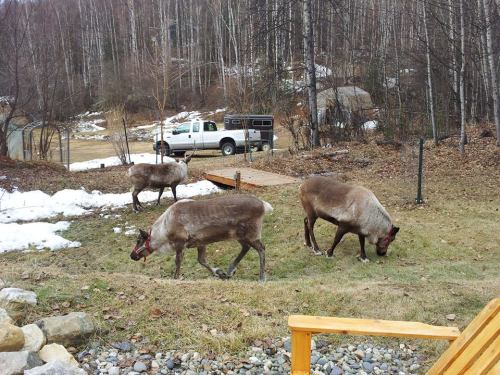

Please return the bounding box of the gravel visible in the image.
[78,338,425,374]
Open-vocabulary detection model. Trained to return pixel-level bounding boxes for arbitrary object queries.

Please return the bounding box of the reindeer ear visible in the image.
[184,155,192,164]
[139,229,149,239]
[391,226,400,236]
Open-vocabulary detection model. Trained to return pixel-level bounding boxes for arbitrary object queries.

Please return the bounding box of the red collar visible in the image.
[133,230,153,262]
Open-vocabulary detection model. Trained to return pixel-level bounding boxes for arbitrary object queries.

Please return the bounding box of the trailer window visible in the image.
[232,120,241,125]
[253,120,262,126]
[263,120,272,127]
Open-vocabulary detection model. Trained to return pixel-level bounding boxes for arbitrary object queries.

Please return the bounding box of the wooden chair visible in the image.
[288,298,499,374]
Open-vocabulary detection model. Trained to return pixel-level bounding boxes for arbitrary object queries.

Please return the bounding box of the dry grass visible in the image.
[0,129,499,370]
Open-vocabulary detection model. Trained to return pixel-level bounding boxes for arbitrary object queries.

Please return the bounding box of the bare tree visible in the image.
[459,0,467,154]
[303,0,319,147]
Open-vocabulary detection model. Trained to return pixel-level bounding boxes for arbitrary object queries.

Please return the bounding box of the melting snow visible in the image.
[69,153,175,171]
[363,120,378,130]
[0,221,81,253]
[0,180,220,223]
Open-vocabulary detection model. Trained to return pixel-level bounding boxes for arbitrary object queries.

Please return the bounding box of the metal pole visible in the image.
[122,118,131,164]
[416,138,424,204]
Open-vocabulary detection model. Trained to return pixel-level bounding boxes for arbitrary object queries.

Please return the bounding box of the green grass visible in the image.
[0,161,498,370]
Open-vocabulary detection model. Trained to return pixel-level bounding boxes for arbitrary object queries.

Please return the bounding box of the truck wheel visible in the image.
[157,142,170,156]
[221,141,236,156]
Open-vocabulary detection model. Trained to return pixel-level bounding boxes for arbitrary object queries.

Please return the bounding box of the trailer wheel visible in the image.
[260,143,271,152]
[221,141,236,156]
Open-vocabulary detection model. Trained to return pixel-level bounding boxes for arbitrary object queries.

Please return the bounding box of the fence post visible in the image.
[122,118,131,164]
[416,138,424,204]
[234,171,241,191]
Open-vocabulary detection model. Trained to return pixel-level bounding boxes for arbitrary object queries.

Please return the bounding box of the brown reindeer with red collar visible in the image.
[300,176,399,262]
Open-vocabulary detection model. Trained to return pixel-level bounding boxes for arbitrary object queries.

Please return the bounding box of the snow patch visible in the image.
[69,153,175,171]
[0,221,81,253]
[0,180,220,223]
[113,227,122,234]
[363,120,378,130]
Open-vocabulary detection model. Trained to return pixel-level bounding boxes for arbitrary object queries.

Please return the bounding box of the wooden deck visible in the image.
[205,167,300,189]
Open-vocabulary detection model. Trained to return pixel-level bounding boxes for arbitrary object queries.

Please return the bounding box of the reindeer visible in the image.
[300,176,399,262]
[128,155,191,211]
[130,194,273,281]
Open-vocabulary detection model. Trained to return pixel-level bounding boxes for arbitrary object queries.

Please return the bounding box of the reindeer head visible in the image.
[130,229,155,261]
[376,225,400,256]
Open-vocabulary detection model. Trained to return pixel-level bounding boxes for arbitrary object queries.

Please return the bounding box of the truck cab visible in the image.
[153,119,261,156]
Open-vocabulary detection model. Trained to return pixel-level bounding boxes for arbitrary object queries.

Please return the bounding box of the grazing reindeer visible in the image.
[128,155,192,211]
[130,194,273,281]
[300,176,399,262]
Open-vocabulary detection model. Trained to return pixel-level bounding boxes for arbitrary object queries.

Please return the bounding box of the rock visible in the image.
[21,324,46,352]
[112,341,132,352]
[24,360,87,375]
[446,314,456,321]
[0,323,25,351]
[133,361,148,372]
[317,357,328,366]
[36,312,94,346]
[354,349,365,359]
[0,307,13,325]
[0,288,37,320]
[330,365,342,375]
[39,343,79,366]
[0,351,43,375]
[363,361,374,373]
[166,358,175,369]
[108,366,120,375]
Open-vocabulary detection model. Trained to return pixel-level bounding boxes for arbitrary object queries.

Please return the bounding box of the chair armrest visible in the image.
[288,315,460,340]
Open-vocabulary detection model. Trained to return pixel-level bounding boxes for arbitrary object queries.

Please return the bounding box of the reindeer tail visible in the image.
[262,200,274,214]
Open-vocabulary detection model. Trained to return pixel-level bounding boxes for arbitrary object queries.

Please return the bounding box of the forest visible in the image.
[1,0,499,155]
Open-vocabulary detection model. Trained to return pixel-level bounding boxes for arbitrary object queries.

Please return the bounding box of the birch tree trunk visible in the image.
[423,2,438,145]
[482,0,500,146]
[459,0,467,154]
[303,0,319,147]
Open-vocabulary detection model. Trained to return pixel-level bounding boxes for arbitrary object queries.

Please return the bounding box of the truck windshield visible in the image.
[204,122,217,131]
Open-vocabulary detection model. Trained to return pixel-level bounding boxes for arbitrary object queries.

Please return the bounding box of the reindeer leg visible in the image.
[327,225,348,258]
[132,189,142,211]
[357,235,369,263]
[307,216,322,256]
[227,241,251,277]
[174,248,184,279]
[247,239,266,282]
[157,187,164,205]
[304,217,312,248]
[197,246,226,279]
[171,184,178,202]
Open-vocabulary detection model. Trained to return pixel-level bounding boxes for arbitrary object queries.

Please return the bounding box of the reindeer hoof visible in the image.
[357,256,370,263]
[326,253,334,258]
[215,269,228,279]
[312,250,323,256]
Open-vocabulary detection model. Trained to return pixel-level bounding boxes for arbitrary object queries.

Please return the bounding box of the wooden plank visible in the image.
[486,360,500,375]
[427,298,500,375]
[445,313,500,374]
[288,315,460,341]
[205,167,300,189]
[464,334,500,375]
[291,330,312,375]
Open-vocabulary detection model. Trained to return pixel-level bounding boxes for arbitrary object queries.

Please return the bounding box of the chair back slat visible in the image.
[427,298,500,375]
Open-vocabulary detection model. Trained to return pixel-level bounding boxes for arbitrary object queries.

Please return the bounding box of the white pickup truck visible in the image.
[153,120,262,156]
